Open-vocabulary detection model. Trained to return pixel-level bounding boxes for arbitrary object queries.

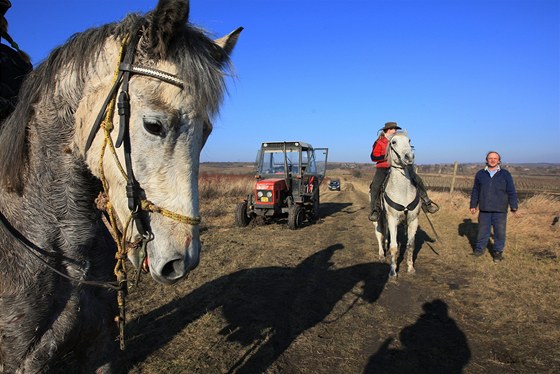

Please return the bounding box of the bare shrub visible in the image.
[199,173,255,227]
[199,173,254,199]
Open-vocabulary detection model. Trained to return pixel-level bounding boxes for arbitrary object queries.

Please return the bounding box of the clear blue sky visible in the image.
[6,0,559,164]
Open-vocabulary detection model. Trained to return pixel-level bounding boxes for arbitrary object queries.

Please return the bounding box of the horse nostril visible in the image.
[160,258,186,280]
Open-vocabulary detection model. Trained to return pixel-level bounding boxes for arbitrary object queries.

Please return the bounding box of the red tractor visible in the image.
[235,141,328,229]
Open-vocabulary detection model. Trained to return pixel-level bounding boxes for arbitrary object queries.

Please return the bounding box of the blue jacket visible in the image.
[470,168,518,213]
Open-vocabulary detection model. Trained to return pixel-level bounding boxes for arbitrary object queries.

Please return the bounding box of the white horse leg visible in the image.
[373,222,385,260]
[387,217,399,277]
[406,217,419,274]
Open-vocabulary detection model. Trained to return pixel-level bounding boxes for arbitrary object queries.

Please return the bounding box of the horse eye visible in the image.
[143,118,164,137]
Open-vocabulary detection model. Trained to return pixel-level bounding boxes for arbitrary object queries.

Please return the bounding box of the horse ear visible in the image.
[147,0,190,58]
[214,27,243,57]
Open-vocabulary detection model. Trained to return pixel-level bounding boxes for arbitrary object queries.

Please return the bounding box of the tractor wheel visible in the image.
[311,192,320,220]
[288,205,303,230]
[235,201,251,227]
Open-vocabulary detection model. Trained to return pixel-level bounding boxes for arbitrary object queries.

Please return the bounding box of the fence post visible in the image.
[450,161,458,194]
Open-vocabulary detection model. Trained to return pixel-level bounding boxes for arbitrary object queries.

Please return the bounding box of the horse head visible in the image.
[386,131,415,168]
[77,0,241,285]
[53,0,239,285]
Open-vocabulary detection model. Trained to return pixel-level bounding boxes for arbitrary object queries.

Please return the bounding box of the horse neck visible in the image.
[386,165,417,199]
[0,142,102,256]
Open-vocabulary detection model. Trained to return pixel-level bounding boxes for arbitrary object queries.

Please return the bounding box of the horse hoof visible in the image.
[408,268,416,274]
[389,270,397,277]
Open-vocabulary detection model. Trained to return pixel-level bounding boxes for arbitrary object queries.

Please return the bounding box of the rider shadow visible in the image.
[363,299,471,374]
[124,244,390,373]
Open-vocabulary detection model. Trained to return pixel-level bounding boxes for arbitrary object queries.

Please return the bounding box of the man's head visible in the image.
[486,151,501,168]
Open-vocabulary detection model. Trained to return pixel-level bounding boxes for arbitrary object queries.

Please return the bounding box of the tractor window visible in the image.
[304,149,317,174]
[259,150,285,174]
[286,151,300,174]
[258,149,302,175]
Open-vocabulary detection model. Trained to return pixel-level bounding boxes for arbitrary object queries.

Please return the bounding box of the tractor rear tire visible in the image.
[235,201,251,227]
[312,192,320,220]
[288,205,303,230]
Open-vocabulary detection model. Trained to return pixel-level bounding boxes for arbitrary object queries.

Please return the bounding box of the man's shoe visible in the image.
[369,211,379,222]
[471,250,484,257]
[493,252,504,263]
[423,201,439,214]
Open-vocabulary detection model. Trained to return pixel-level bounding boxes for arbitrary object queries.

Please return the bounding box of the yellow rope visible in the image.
[141,199,202,225]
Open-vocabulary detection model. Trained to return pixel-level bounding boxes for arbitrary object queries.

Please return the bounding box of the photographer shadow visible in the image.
[364,299,471,373]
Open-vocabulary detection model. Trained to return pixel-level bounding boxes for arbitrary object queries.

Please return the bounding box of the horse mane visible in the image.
[0,7,232,191]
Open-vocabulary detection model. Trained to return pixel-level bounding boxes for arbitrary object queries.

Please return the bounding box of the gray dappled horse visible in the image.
[372,131,421,277]
[0,0,241,372]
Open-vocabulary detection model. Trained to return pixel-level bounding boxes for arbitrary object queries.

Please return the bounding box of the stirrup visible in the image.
[422,201,439,214]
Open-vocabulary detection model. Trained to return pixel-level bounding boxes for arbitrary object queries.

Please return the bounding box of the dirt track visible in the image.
[123,181,559,373]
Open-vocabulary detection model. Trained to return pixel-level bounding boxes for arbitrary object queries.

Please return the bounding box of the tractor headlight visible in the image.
[257,191,263,198]
[266,191,272,198]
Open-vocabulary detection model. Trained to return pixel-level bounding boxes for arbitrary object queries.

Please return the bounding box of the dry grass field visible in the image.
[121,165,560,373]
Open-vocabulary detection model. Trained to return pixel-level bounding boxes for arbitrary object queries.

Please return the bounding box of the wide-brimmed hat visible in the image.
[380,122,402,131]
[0,0,11,16]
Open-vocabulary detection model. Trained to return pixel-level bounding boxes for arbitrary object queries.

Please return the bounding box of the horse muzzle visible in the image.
[144,231,201,285]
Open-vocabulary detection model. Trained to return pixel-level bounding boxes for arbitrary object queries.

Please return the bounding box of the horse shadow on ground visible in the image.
[458,218,495,252]
[392,226,436,273]
[124,244,390,373]
[364,299,471,374]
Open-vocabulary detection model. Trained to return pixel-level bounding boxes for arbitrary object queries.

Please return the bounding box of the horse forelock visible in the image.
[138,21,232,119]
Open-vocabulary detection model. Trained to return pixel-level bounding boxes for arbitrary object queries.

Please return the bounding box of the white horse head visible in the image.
[386,131,415,168]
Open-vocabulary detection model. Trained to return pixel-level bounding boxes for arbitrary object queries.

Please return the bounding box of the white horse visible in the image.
[373,131,421,277]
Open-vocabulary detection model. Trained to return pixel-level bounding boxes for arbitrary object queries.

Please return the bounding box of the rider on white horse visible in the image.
[368,122,439,222]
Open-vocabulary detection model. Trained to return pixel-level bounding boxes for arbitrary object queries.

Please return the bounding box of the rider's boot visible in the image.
[422,198,439,213]
[369,210,380,222]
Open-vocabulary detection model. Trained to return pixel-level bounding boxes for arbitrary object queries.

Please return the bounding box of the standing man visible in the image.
[470,151,518,262]
[368,121,438,221]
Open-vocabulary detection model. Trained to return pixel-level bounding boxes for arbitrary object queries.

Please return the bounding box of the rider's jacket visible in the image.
[370,135,389,169]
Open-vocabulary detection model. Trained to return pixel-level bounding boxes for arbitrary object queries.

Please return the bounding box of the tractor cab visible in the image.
[236,141,328,229]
